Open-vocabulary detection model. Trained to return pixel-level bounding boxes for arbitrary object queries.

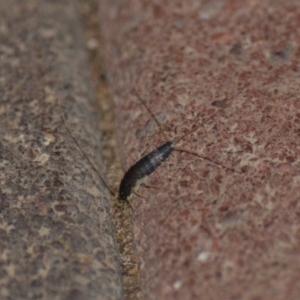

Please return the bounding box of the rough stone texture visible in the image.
[0,1,123,299]
[100,0,300,299]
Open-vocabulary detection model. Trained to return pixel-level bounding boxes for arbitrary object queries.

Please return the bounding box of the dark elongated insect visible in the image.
[118,92,240,203]
[119,141,173,201]
[60,91,241,207]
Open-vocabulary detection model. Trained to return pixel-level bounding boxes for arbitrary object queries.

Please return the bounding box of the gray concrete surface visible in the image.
[0,1,123,299]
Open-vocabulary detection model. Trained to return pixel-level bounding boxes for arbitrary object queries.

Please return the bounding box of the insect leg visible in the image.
[173,87,246,144]
[121,198,134,210]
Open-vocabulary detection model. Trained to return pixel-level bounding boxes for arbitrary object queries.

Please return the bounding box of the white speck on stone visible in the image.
[39,27,56,39]
[173,280,183,290]
[34,153,49,165]
[199,2,224,20]
[86,38,98,50]
[176,92,190,107]
[197,250,210,262]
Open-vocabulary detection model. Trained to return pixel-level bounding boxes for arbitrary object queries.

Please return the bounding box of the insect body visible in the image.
[61,90,242,206]
[118,141,173,201]
[118,92,240,203]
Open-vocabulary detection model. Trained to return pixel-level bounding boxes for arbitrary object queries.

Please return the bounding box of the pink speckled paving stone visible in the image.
[100,0,300,299]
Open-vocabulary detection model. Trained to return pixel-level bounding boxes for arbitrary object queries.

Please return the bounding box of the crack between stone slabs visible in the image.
[78,1,141,299]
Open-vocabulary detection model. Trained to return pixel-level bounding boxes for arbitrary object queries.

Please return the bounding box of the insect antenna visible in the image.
[132,89,168,140]
[173,100,232,145]
[173,87,246,145]
[172,97,241,172]
[132,89,244,173]
[58,102,116,197]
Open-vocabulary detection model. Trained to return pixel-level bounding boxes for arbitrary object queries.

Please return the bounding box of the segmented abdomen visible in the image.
[118,141,174,201]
